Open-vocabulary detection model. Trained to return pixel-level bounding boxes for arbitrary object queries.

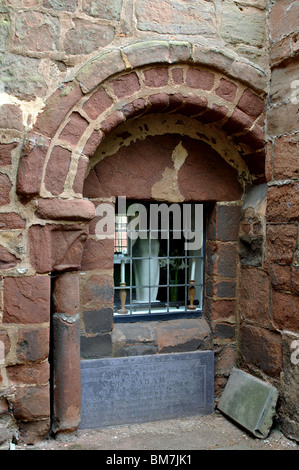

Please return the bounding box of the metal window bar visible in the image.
[113,209,204,317]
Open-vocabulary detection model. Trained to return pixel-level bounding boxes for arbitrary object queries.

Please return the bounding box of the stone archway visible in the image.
[15,41,267,434]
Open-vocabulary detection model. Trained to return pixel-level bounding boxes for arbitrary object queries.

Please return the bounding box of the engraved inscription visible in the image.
[80,351,214,429]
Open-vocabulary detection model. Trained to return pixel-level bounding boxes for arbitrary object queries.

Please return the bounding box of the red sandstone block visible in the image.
[266,223,297,265]
[0,330,10,362]
[237,89,265,119]
[111,72,141,98]
[33,81,84,138]
[3,276,50,324]
[72,155,89,194]
[143,67,169,88]
[267,184,299,222]
[80,238,114,271]
[185,68,215,91]
[81,273,114,309]
[121,98,147,119]
[206,242,238,278]
[147,93,170,113]
[44,146,72,196]
[16,132,51,196]
[273,134,299,180]
[270,263,291,291]
[239,267,270,326]
[222,107,253,134]
[0,104,24,132]
[0,245,18,269]
[179,95,208,116]
[6,362,50,385]
[236,125,265,151]
[58,112,89,145]
[83,130,103,158]
[13,384,50,421]
[171,67,184,85]
[17,327,49,363]
[0,174,12,206]
[28,223,88,274]
[53,272,79,315]
[82,87,113,120]
[0,142,18,167]
[272,290,299,331]
[204,297,237,323]
[0,212,26,230]
[100,111,125,135]
[35,198,95,221]
[239,324,282,377]
[216,78,238,102]
[196,104,228,123]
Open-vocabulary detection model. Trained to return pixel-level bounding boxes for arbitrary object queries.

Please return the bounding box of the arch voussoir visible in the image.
[17,44,267,202]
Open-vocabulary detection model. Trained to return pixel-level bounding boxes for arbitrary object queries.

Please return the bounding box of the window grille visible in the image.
[113,201,204,318]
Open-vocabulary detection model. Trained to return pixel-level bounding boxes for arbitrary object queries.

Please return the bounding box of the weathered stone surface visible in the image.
[80,351,214,429]
[3,276,50,324]
[33,82,84,137]
[239,324,282,377]
[239,267,270,326]
[239,207,264,267]
[0,142,18,167]
[273,134,299,180]
[267,184,299,222]
[64,19,114,55]
[12,10,60,52]
[52,314,81,433]
[206,242,238,278]
[82,88,113,121]
[156,318,212,353]
[0,104,23,131]
[80,238,114,271]
[218,368,278,438]
[35,198,95,221]
[186,68,215,91]
[80,333,112,359]
[216,78,238,102]
[17,327,49,362]
[81,273,114,309]
[136,0,217,35]
[44,146,72,195]
[272,291,299,331]
[0,53,47,100]
[43,0,77,12]
[143,67,169,88]
[82,0,122,20]
[111,72,141,98]
[0,245,19,269]
[53,272,79,316]
[17,133,51,196]
[267,100,299,136]
[6,362,50,385]
[28,224,88,273]
[14,385,50,421]
[269,0,299,43]
[266,223,297,264]
[58,112,89,145]
[83,308,113,334]
[221,1,265,48]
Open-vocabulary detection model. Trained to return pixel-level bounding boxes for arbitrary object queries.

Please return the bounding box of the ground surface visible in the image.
[15,412,299,451]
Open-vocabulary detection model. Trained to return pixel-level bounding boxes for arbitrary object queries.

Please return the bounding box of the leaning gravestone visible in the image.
[80,351,214,429]
[218,368,278,438]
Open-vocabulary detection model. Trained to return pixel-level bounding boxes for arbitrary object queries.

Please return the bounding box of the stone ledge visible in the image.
[35,198,95,221]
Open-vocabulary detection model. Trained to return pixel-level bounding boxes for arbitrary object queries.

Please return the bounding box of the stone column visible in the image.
[51,272,81,434]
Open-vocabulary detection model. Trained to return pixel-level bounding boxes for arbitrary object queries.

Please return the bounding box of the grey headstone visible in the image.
[217,368,278,438]
[80,351,214,429]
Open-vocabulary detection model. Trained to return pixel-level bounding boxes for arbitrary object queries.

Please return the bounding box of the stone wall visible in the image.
[0,0,298,446]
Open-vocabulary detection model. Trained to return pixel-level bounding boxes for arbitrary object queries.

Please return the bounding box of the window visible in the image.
[113,199,204,318]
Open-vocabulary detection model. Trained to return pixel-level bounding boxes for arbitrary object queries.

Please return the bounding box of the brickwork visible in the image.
[0,0,298,446]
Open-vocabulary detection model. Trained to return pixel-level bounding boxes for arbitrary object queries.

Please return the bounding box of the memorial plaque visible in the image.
[80,351,214,429]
